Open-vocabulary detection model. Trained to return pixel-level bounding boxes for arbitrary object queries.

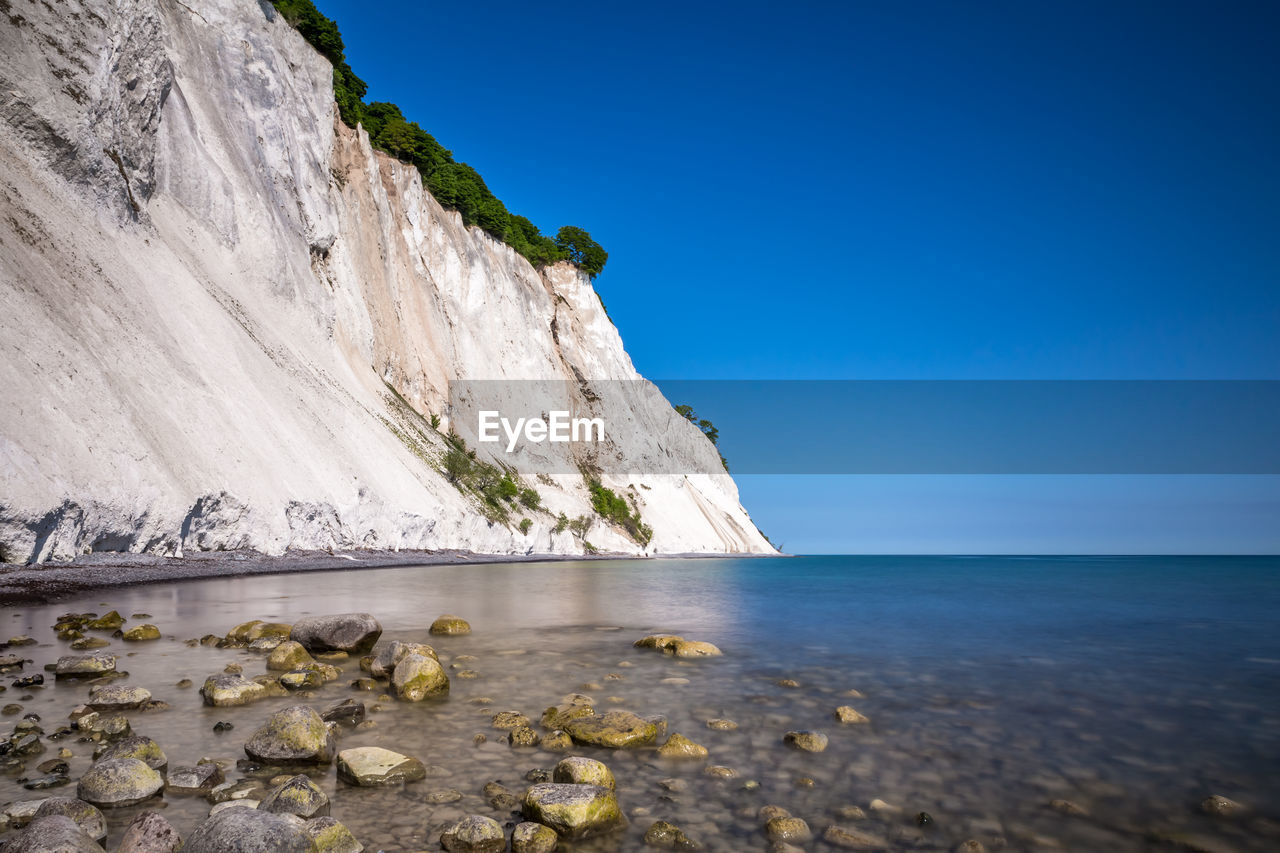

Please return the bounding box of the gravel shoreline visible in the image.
[0,549,650,602]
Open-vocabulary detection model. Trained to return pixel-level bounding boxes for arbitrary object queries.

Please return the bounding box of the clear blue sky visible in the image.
[314,0,1280,553]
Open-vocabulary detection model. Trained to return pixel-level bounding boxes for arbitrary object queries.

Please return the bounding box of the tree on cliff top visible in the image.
[555,227,609,279]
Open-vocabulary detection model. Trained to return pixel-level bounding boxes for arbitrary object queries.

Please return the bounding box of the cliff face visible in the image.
[0,0,773,562]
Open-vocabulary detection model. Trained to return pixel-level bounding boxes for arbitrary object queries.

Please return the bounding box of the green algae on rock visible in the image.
[522,782,624,838]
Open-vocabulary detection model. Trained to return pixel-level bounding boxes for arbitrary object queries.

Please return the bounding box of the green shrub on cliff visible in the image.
[268,0,605,278]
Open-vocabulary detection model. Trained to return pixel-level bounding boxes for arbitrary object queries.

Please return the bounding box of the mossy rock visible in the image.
[563,710,661,749]
[440,814,505,852]
[553,756,615,789]
[86,612,124,631]
[335,746,425,786]
[305,816,363,853]
[122,624,161,642]
[391,654,449,701]
[93,735,167,771]
[267,641,317,672]
[77,757,163,808]
[429,614,472,636]
[522,783,623,839]
[200,674,267,707]
[258,774,329,819]
[512,821,558,853]
[657,732,708,759]
[243,705,335,765]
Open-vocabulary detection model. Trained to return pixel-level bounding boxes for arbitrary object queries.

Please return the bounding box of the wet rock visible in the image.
[117,811,183,853]
[776,679,800,688]
[320,699,365,726]
[1047,799,1090,817]
[55,653,116,679]
[429,614,472,636]
[508,726,541,747]
[834,706,870,724]
[554,756,616,789]
[704,765,736,779]
[200,674,267,707]
[1201,795,1245,817]
[2,815,105,852]
[184,807,312,853]
[759,805,791,822]
[783,730,828,752]
[93,735,167,771]
[671,640,722,658]
[836,805,866,820]
[765,817,811,843]
[634,635,684,651]
[657,733,708,759]
[823,824,888,848]
[440,814,504,852]
[251,674,293,697]
[244,705,335,765]
[916,811,934,826]
[31,797,106,842]
[258,774,329,819]
[208,779,264,805]
[167,763,225,794]
[0,653,25,670]
[335,746,425,786]
[541,730,573,751]
[644,820,698,848]
[425,788,463,804]
[868,798,900,815]
[705,718,738,731]
[541,701,596,730]
[511,821,558,853]
[77,757,164,807]
[303,816,363,853]
[290,614,382,654]
[522,783,623,838]
[3,702,23,715]
[563,710,661,748]
[12,673,45,688]
[87,684,152,711]
[954,841,986,853]
[122,625,162,642]
[76,712,132,741]
[280,670,324,690]
[483,781,520,811]
[369,641,437,679]
[3,798,49,828]
[492,710,530,730]
[392,653,449,701]
[267,641,317,672]
[87,612,124,631]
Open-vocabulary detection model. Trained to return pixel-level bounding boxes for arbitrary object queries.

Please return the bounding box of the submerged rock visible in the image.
[522,783,623,838]
[429,614,472,636]
[257,774,329,819]
[657,733,708,759]
[200,674,267,707]
[644,819,698,849]
[184,807,312,853]
[511,821,558,853]
[77,757,164,808]
[563,710,661,748]
[335,746,425,786]
[440,814,505,852]
[765,816,811,843]
[117,811,183,853]
[822,824,888,848]
[783,731,829,753]
[834,705,870,724]
[290,614,382,654]
[243,705,335,765]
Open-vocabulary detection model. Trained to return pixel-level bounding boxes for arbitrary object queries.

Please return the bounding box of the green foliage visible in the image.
[518,518,533,535]
[438,434,538,525]
[567,514,594,542]
[553,513,570,534]
[443,447,471,483]
[429,413,441,430]
[518,487,542,510]
[496,475,520,502]
[554,227,609,278]
[587,480,652,546]
[269,0,606,276]
[676,403,728,470]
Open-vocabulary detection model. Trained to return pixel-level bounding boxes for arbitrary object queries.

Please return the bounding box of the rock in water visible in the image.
[634,635,685,651]
[257,774,329,819]
[87,684,152,711]
[553,756,616,789]
[243,706,335,765]
[522,783,624,838]
[2,815,104,852]
[671,639,722,657]
[55,653,116,678]
[511,821,558,853]
[184,808,312,853]
[267,641,317,671]
[201,674,268,707]
[335,747,426,786]
[783,730,829,752]
[1201,795,1245,817]
[369,640,437,678]
[304,817,363,853]
[834,705,870,724]
[822,824,889,848]
[93,736,168,771]
[166,763,224,795]
[392,653,449,700]
[118,811,183,853]
[122,624,161,642]
[563,710,661,748]
[31,797,106,842]
[289,614,381,654]
[657,733,709,759]
[440,814,505,852]
[644,820,698,848]
[77,758,164,807]
[765,817,812,843]
[320,699,366,726]
[429,614,472,635]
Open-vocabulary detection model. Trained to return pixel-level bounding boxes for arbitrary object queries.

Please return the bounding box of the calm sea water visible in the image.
[3,555,1279,851]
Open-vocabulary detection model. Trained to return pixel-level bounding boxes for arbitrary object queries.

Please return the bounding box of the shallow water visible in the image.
[3,555,1279,851]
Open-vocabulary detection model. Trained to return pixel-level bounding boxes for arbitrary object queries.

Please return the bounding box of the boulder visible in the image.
[93,735,168,771]
[541,730,573,751]
[86,612,124,631]
[670,640,722,658]
[257,774,329,819]
[200,674,267,707]
[290,614,381,654]
[117,811,183,853]
[369,641,437,679]
[31,797,106,842]
[440,815,505,852]
[429,614,471,636]
[166,763,224,794]
[244,706,335,765]
[391,653,449,700]
[122,625,162,642]
[320,699,365,726]
[77,758,163,808]
[657,733,708,759]
[522,783,623,838]
[634,634,684,651]
[87,684,152,711]
[1,815,104,852]
[54,653,116,678]
[335,747,425,786]
[184,807,312,853]
[765,817,812,843]
[279,670,324,690]
[564,710,661,748]
[304,817,363,853]
[553,756,615,789]
[267,641,316,671]
[511,821,558,853]
[783,731,829,753]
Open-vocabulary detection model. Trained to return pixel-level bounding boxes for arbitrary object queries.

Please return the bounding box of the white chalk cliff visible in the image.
[0,0,774,563]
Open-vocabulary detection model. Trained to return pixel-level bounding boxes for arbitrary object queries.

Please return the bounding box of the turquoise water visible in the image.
[3,555,1279,850]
